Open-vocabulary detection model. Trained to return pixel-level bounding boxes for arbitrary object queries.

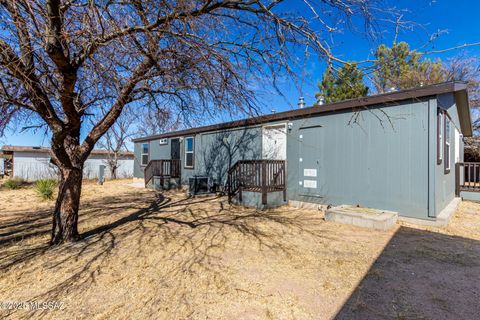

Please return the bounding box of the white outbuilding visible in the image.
[1,145,134,181]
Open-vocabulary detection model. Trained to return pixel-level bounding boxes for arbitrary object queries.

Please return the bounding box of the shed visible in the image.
[0,146,134,181]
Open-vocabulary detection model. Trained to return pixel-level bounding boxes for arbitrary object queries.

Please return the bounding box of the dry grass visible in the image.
[0,181,479,319]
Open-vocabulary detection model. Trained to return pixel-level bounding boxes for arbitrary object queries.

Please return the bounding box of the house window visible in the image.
[141,143,149,166]
[184,137,194,168]
[444,118,451,173]
[437,111,443,164]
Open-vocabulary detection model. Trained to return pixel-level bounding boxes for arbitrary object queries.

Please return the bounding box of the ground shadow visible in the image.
[0,189,331,319]
[335,226,480,319]
[6,189,478,319]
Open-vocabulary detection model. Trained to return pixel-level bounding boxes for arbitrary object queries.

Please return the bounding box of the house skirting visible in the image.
[398,197,461,227]
[460,191,480,202]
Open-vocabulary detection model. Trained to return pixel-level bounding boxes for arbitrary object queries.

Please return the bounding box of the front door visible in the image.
[171,138,180,160]
[262,124,287,160]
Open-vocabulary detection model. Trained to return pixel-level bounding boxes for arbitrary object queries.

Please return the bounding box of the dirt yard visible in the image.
[0,180,479,319]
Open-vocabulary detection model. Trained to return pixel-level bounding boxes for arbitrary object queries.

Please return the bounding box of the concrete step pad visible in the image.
[325,205,398,231]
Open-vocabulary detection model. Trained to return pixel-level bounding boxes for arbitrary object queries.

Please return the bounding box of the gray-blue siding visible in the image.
[134,93,463,219]
[434,93,463,216]
[134,126,262,185]
[287,99,430,219]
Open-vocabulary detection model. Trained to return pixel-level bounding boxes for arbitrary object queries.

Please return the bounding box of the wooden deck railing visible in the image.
[227,159,286,205]
[144,159,181,187]
[456,162,480,195]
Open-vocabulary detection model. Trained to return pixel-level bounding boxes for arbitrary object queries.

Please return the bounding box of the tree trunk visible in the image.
[110,166,117,180]
[50,167,83,245]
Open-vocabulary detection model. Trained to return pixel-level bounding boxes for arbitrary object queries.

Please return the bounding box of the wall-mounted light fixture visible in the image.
[287,122,293,131]
[179,137,184,142]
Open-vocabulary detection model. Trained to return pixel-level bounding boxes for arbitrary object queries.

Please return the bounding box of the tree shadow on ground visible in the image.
[335,226,480,319]
[0,190,332,319]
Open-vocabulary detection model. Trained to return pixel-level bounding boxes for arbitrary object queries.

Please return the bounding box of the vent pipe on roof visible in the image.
[315,95,326,106]
[387,87,398,93]
[298,97,305,109]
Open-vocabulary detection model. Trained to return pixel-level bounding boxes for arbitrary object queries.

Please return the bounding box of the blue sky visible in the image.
[2,0,480,148]
[268,0,480,106]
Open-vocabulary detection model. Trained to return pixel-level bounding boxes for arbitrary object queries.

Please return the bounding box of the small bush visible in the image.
[3,178,24,190]
[35,179,58,200]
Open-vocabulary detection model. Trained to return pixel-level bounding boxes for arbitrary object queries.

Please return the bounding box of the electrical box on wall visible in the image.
[159,138,168,145]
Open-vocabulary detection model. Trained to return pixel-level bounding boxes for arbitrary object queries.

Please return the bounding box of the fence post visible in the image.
[159,161,164,189]
[238,163,243,203]
[261,161,267,205]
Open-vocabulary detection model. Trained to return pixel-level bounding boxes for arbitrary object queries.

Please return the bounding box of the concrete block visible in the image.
[325,205,398,231]
[288,200,328,211]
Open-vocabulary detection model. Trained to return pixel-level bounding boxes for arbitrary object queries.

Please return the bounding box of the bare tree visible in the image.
[443,56,480,160]
[464,137,480,162]
[99,104,178,179]
[444,56,480,118]
[96,107,136,179]
[134,105,179,137]
[0,0,399,244]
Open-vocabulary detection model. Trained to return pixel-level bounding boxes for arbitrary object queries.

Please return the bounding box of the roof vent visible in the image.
[387,87,398,93]
[315,95,326,106]
[32,146,41,149]
[298,97,305,109]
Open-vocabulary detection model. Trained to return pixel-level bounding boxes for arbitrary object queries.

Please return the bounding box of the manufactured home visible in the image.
[132,82,475,222]
[1,146,134,181]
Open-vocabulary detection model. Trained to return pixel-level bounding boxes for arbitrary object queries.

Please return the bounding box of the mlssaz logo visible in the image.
[0,300,64,310]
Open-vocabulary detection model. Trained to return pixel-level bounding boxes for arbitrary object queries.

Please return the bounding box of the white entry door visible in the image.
[262,124,287,160]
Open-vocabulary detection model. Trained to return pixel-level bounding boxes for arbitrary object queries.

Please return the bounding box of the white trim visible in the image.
[438,112,443,162]
[184,136,194,168]
[262,123,287,160]
[445,119,451,171]
[141,143,149,166]
[454,128,461,163]
[445,141,451,170]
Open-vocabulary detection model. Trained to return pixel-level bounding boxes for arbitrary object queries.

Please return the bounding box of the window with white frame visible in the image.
[444,117,451,173]
[437,110,443,164]
[184,137,194,168]
[141,143,149,166]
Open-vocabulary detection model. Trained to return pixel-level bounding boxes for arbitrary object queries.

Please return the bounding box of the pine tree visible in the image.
[316,63,369,104]
[373,42,445,93]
